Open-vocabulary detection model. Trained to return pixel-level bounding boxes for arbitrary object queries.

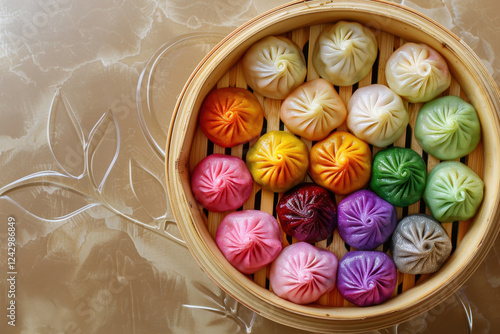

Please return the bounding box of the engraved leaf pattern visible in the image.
[2,182,98,221]
[0,89,185,239]
[48,88,86,178]
[129,158,168,220]
[87,109,120,191]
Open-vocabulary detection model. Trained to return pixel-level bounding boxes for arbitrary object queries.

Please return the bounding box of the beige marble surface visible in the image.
[0,0,499,333]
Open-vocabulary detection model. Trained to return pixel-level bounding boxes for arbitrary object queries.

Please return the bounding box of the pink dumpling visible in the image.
[216,210,283,274]
[191,154,253,212]
[270,242,338,304]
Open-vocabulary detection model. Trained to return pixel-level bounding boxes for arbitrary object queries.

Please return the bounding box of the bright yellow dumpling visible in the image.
[246,131,309,193]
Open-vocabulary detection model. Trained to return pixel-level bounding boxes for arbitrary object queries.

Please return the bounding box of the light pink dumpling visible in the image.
[191,154,253,212]
[216,210,283,274]
[270,242,338,304]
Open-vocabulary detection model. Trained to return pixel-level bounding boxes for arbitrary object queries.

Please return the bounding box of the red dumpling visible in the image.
[216,210,283,274]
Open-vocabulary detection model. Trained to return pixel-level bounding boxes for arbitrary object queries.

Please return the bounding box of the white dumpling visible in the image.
[347,84,409,147]
[242,36,307,100]
[312,21,378,86]
[280,78,347,141]
[386,42,451,103]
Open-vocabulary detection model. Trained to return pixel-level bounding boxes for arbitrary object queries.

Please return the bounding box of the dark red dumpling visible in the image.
[276,183,337,243]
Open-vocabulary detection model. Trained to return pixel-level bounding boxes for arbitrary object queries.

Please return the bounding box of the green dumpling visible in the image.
[415,95,481,160]
[370,147,427,207]
[424,161,484,222]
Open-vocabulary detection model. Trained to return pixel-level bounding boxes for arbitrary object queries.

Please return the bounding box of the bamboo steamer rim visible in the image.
[165,0,500,332]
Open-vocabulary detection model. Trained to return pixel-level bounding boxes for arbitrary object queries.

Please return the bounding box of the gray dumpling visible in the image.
[391,214,452,274]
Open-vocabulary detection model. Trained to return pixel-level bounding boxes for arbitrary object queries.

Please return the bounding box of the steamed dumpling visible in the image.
[347,84,409,147]
[199,87,264,148]
[191,154,253,212]
[336,251,397,306]
[276,183,337,243]
[246,131,309,193]
[309,131,372,195]
[337,190,397,250]
[370,147,427,207]
[424,161,484,222]
[280,78,347,141]
[391,214,452,274]
[216,210,282,274]
[312,21,378,86]
[270,242,338,304]
[386,42,451,103]
[242,36,307,100]
[415,95,481,160]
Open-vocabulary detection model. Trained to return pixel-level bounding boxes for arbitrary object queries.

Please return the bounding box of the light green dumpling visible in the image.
[415,95,481,160]
[424,161,484,223]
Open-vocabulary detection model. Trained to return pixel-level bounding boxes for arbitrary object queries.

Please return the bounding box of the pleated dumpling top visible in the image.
[270,242,338,304]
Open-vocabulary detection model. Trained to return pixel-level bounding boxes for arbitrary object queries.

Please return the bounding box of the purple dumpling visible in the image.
[337,189,397,250]
[276,183,337,243]
[337,251,397,306]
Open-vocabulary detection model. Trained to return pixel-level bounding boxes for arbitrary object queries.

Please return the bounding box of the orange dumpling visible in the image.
[309,131,371,195]
[199,87,264,148]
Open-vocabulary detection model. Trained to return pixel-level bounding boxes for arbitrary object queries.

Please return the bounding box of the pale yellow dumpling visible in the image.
[386,43,451,103]
[242,36,307,100]
[313,21,378,86]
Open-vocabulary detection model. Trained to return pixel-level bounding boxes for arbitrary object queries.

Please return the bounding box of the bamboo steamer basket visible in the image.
[165,0,500,332]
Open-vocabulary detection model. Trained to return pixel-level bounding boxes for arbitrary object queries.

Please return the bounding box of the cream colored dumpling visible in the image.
[280,78,347,141]
[312,21,378,86]
[242,36,307,100]
[386,42,451,103]
[347,84,409,147]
